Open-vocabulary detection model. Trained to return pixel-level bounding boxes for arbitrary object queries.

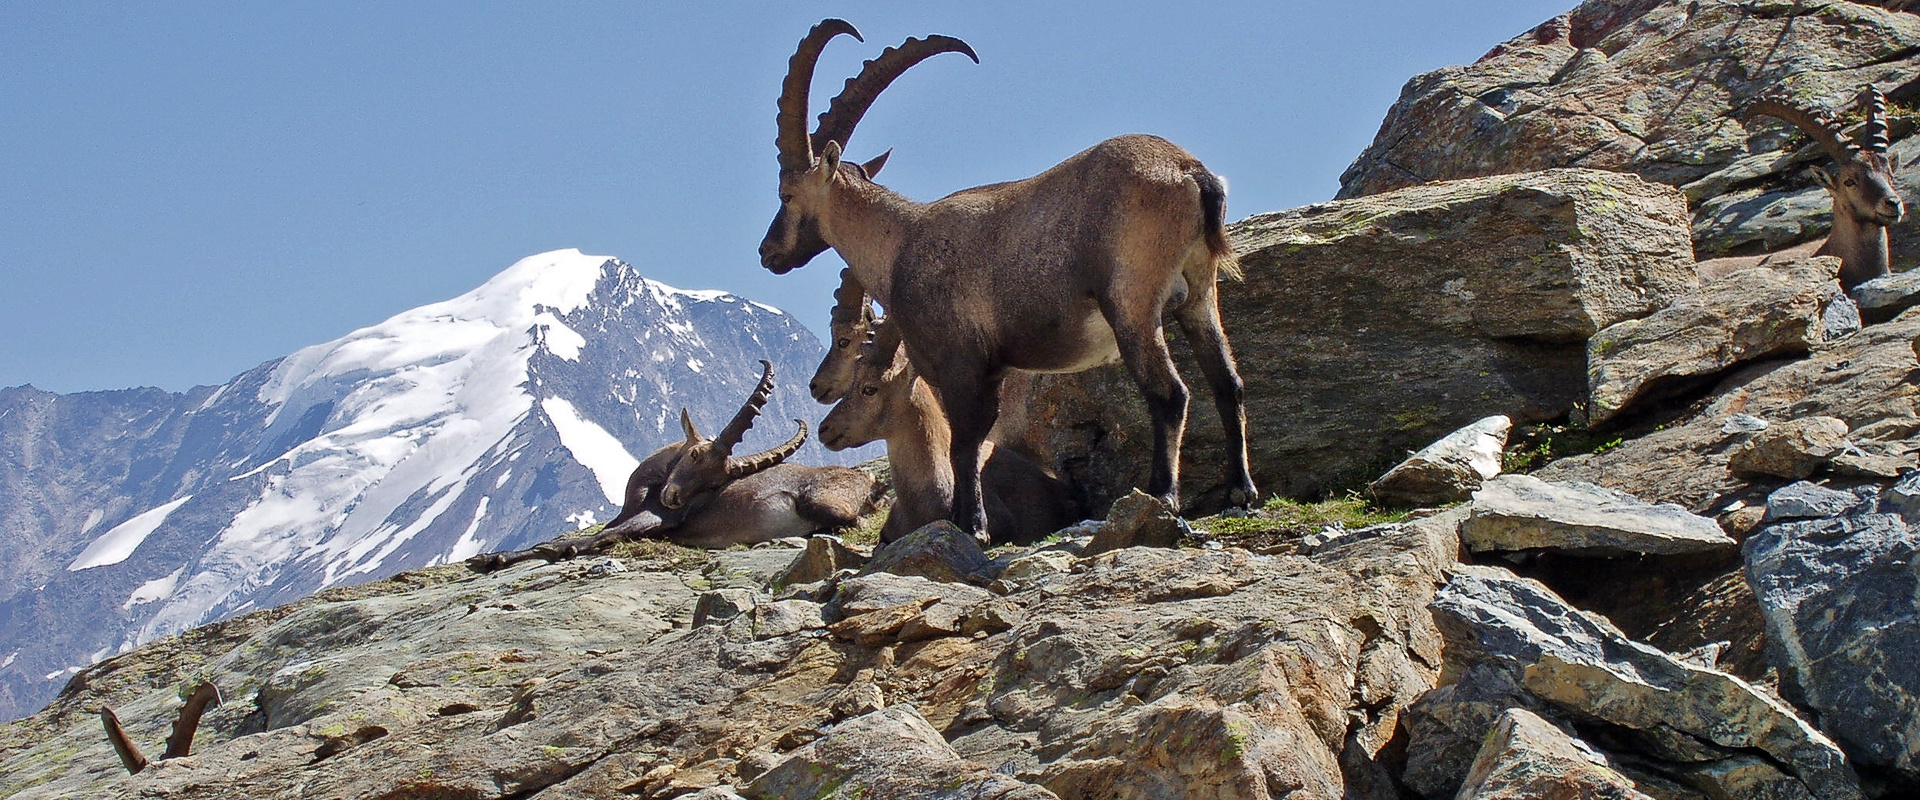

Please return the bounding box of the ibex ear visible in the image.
[1810,165,1835,191]
[680,408,703,442]
[820,140,843,181]
[860,149,892,178]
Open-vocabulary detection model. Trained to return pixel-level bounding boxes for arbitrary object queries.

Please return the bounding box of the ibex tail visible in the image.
[1192,167,1241,280]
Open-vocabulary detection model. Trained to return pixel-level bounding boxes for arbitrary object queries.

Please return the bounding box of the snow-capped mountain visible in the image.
[0,249,865,722]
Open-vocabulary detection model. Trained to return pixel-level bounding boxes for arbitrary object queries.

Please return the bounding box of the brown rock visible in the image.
[1457,708,1653,800]
[862,521,991,585]
[1727,416,1850,479]
[773,535,867,588]
[1083,490,1184,556]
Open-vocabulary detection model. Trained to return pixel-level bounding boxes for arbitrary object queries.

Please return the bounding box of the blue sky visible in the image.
[0,2,1570,393]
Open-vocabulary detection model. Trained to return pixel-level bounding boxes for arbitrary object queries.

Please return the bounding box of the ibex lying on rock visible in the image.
[1730,88,1907,290]
[819,316,1081,545]
[467,362,884,570]
[762,20,1256,542]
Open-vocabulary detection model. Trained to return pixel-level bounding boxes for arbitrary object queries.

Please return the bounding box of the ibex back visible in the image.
[761,20,1257,542]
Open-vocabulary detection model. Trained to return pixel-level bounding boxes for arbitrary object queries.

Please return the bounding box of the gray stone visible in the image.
[1824,290,1863,341]
[1853,270,1920,325]
[1745,480,1920,782]
[692,589,758,628]
[1084,490,1186,556]
[825,572,990,623]
[748,599,826,640]
[1462,474,1734,556]
[862,521,992,585]
[773,535,868,588]
[744,706,1058,800]
[1764,482,1870,522]
[1368,414,1511,507]
[1405,565,1860,800]
[1456,708,1653,800]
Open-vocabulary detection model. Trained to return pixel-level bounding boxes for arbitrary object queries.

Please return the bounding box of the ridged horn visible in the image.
[1861,86,1891,155]
[778,19,863,171]
[162,682,221,759]
[101,707,149,775]
[811,34,978,153]
[857,314,905,365]
[1746,95,1857,161]
[726,420,809,477]
[829,268,873,327]
[714,360,777,454]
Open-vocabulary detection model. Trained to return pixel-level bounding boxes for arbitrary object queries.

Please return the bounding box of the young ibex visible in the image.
[819,317,1081,545]
[809,268,876,403]
[467,362,884,570]
[761,20,1257,542]
[1742,87,1906,289]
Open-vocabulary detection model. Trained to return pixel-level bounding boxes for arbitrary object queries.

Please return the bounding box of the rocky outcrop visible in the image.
[1369,415,1511,507]
[999,168,1697,511]
[0,507,1463,799]
[1587,257,1853,426]
[1338,0,1920,265]
[1538,308,1920,509]
[1407,565,1861,800]
[1745,476,1920,786]
[1456,708,1653,800]
[1461,474,1735,556]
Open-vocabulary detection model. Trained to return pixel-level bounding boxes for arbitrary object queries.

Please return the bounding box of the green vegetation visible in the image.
[1501,420,1625,473]
[1190,494,1410,550]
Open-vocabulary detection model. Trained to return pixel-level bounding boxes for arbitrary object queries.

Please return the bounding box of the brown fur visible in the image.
[818,332,1081,545]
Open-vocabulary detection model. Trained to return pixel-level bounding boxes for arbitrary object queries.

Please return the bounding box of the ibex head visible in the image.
[809,269,875,403]
[1749,88,1905,228]
[659,360,808,509]
[818,317,908,451]
[758,19,977,274]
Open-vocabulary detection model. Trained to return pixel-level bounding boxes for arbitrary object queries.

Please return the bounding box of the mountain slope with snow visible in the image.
[0,249,862,722]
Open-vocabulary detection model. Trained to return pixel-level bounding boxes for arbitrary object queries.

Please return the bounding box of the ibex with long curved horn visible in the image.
[762,20,1256,542]
[1745,87,1905,289]
[467,362,884,570]
[819,317,1081,544]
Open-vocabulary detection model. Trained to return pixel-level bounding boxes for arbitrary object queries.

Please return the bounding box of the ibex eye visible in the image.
[1845,179,1857,187]
[837,338,850,348]
[862,386,878,396]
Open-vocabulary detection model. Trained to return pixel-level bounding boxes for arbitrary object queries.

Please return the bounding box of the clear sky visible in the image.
[1,2,1570,393]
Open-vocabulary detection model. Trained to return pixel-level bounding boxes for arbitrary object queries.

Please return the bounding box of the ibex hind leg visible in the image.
[923,363,1002,545]
[1174,281,1256,508]
[1104,293,1189,512]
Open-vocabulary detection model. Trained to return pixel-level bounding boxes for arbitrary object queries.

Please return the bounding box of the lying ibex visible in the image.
[1735,88,1906,289]
[467,362,884,570]
[761,20,1257,542]
[819,317,1081,545]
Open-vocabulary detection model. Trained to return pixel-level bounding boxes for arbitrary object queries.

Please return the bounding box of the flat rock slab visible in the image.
[1853,269,1920,324]
[1745,476,1920,782]
[1462,474,1734,556]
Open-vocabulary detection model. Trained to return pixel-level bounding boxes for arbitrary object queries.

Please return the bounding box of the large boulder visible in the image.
[1537,307,1920,509]
[1338,0,1920,265]
[1587,257,1850,426]
[1369,414,1511,507]
[1461,474,1735,556]
[998,168,1698,511]
[1745,475,1920,784]
[1405,565,1861,800]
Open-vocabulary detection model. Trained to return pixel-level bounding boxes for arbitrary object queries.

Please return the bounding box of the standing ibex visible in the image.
[467,362,884,570]
[819,317,1081,545]
[1741,87,1906,290]
[762,20,1256,542]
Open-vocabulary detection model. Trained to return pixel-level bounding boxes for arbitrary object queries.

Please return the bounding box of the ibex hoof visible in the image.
[1227,485,1258,509]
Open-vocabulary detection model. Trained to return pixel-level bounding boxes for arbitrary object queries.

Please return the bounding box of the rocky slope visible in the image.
[0,249,865,724]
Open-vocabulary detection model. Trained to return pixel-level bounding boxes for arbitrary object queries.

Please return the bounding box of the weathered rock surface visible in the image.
[1369,414,1511,507]
[1406,565,1861,800]
[1537,308,1920,509]
[0,502,1463,799]
[1456,707,1653,800]
[1745,476,1920,785]
[1727,415,1853,479]
[1588,258,1849,426]
[1855,270,1920,324]
[1338,0,1920,265]
[1462,474,1735,556]
[1000,168,1697,510]
[861,521,992,585]
[743,706,1058,800]
[771,534,867,588]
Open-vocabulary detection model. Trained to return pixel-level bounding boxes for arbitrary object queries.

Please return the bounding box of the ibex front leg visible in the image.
[1107,297,1189,511]
[1175,282,1256,507]
[927,364,1002,544]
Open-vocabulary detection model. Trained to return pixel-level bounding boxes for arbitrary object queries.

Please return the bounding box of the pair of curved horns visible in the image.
[776,19,978,171]
[680,360,810,476]
[1746,86,1893,160]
